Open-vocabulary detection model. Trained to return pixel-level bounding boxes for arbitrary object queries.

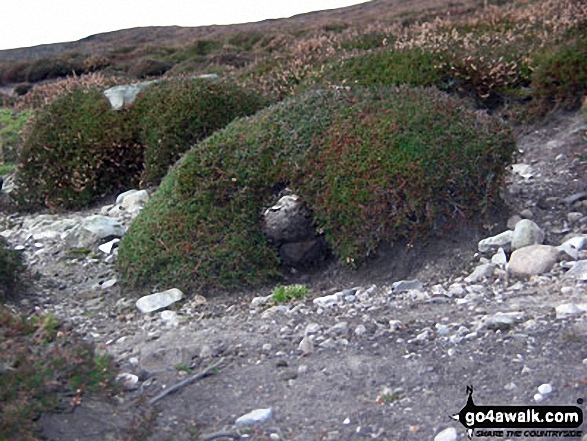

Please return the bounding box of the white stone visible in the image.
[565,261,587,281]
[557,242,579,261]
[491,248,508,266]
[235,408,273,427]
[512,163,535,179]
[116,189,139,205]
[465,263,496,283]
[160,310,180,326]
[507,245,559,277]
[121,189,149,211]
[304,323,321,336]
[98,238,120,254]
[392,279,423,292]
[478,230,513,253]
[116,373,139,390]
[101,278,117,289]
[65,215,125,249]
[511,219,544,250]
[313,293,341,308]
[250,294,273,309]
[555,303,585,319]
[538,383,553,395]
[434,427,458,441]
[562,236,587,251]
[298,336,314,355]
[136,288,184,313]
[104,82,155,110]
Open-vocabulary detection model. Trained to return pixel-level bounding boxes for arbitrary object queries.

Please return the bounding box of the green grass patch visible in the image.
[272,284,310,303]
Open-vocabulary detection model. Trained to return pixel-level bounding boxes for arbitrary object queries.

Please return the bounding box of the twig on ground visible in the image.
[200,431,241,440]
[148,357,229,406]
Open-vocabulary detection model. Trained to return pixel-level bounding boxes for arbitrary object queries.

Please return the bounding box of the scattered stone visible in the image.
[511,219,544,250]
[565,261,587,281]
[298,336,314,356]
[313,293,341,308]
[327,322,349,337]
[478,230,513,253]
[116,373,139,391]
[235,408,274,427]
[555,303,586,319]
[465,263,496,283]
[304,323,321,336]
[520,209,534,219]
[557,242,579,261]
[568,212,584,224]
[478,311,527,331]
[101,278,117,290]
[562,236,587,251]
[251,294,273,309]
[136,288,184,313]
[392,279,423,293]
[491,248,508,266]
[512,163,534,179]
[160,310,180,326]
[562,192,587,206]
[538,383,553,395]
[507,245,560,277]
[354,324,367,336]
[434,427,458,441]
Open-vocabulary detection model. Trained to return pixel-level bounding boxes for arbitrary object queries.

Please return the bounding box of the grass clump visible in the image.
[118,85,514,293]
[132,77,270,185]
[272,284,310,303]
[0,237,25,300]
[0,306,117,440]
[12,86,143,211]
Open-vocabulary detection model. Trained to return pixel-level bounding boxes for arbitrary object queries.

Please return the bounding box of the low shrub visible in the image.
[128,58,172,79]
[531,37,587,111]
[0,237,25,300]
[0,306,117,440]
[12,87,143,211]
[0,108,31,163]
[118,86,515,293]
[316,47,447,89]
[132,78,269,185]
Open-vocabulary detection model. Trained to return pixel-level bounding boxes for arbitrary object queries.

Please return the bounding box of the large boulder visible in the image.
[65,215,125,249]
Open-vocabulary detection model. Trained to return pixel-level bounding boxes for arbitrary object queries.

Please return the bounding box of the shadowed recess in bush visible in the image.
[118,86,515,294]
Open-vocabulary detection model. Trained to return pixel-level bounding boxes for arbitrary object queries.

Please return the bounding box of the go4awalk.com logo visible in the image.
[452,386,584,439]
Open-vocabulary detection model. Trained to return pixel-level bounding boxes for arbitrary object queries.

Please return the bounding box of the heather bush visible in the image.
[531,36,587,111]
[0,237,25,299]
[132,77,269,185]
[118,86,514,293]
[12,87,143,211]
[316,47,447,89]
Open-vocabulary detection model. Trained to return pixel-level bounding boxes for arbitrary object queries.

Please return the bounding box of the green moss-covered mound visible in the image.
[118,86,515,293]
[12,87,143,211]
[132,78,269,185]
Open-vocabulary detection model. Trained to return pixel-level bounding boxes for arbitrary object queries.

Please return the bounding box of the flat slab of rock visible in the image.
[65,215,125,249]
[564,260,587,281]
[136,288,184,313]
[478,230,513,253]
[235,408,273,427]
[507,245,559,277]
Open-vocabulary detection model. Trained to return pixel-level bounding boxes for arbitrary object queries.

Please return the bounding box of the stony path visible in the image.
[1,111,586,440]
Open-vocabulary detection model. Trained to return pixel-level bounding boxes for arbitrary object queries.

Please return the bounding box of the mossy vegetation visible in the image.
[133,78,269,185]
[118,86,515,293]
[12,87,144,211]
